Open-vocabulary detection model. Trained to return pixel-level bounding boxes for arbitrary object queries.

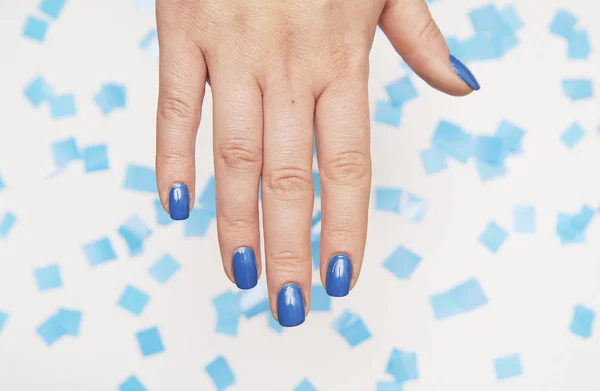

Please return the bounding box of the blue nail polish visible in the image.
[169,183,190,220]
[449,55,481,91]
[326,253,352,297]
[277,283,305,327]
[232,247,258,290]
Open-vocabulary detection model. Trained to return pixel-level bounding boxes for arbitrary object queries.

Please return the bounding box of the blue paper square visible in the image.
[500,5,524,32]
[312,171,321,198]
[469,4,503,36]
[238,288,269,319]
[267,313,284,333]
[118,214,152,256]
[570,304,595,339]
[83,237,116,266]
[56,308,81,336]
[0,174,4,190]
[40,0,67,18]
[476,160,507,181]
[82,145,109,172]
[383,245,421,279]
[24,75,53,107]
[136,326,164,356]
[331,310,371,347]
[205,356,235,391]
[0,311,8,334]
[386,349,419,383]
[479,221,508,253]
[51,137,79,167]
[23,17,48,42]
[375,187,402,212]
[119,376,148,391]
[494,354,523,380]
[154,199,172,226]
[34,264,62,291]
[385,77,418,106]
[185,207,214,237]
[0,212,16,239]
[513,204,535,233]
[294,379,318,391]
[550,10,577,39]
[398,193,428,223]
[562,79,593,101]
[213,291,241,336]
[420,149,447,175]
[374,100,402,127]
[474,136,504,165]
[311,285,331,312]
[37,314,66,345]
[149,254,181,284]
[94,83,127,115]
[430,278,488,320]
[568,30,591,59]
[311,237,320,270]
[431,121,473,163]
[199,175,216,211]
[118,286,150,316]
[495,121,525,155]
[50,94,77,119]
[377,382,403,391]
[123,164,157,193]
[560,123,585,149]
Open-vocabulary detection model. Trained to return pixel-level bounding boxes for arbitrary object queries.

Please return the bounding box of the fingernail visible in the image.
[232,247,258,290]
[326,253,352,297]
[277,283,305,327]
[169,183,190,220]
[449,54,481,91]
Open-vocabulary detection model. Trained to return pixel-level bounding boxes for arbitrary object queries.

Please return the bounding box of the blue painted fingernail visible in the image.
[232,247,258,290]
[277,283,305,327]
[449,54,481,91]
[326,253,352,297]
[169,183,190,220]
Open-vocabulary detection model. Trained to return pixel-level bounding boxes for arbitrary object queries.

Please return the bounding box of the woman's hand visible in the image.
[155,0,479,327]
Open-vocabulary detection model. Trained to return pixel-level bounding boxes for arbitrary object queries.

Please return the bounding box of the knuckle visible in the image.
[322,224,356,243]
[156,150,194,172]
[264,167,313,199]
[158,93,199,123]
[322,150,370,184]
[267,249,307,272]
[218,211,258,234]
[216,141,263,172]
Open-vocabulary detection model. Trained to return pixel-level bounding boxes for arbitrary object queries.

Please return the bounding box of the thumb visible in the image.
[379,0,480,96]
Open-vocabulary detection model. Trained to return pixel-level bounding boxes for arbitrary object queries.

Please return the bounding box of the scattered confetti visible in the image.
[136,326,164,357]
[494,354,523,380]
[513,204,535,233]
[119,376,148,391]
[118,286,150,316]
[123,164,157,193]
[118,214,152,256]
[294,379,318,391]
[562,78,593,101]
[479,221,509,253]
[205,355,235,391]
[82,144,109,172]
[430,278,488,320]
[23,17,49,42]
[560,123,585,148]
[82,237,117,266]
[149,254,181,284]
[40,0,67,19]
[94,83,126,115]
[0,212,16,239]
[34,264,63,291]
[570,304,595,339]
[331,310,371,347]
[383,245,421,279]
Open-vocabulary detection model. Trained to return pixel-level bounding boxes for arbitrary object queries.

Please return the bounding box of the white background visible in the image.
[0,0,599,390]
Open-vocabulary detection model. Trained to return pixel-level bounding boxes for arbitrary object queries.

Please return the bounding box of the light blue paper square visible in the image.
[375,100,402,127]
[154,199,172,226]
[136,326,164,356]
[82,145,109,172]
[37,314,66,345]
[570,304,595,339]
[34,264,62,291]
[185,207,214,237]
[294,379,318,391]
[23,17,49,42]
[494,354,523,380]
[385,77,418,106]
[568,30,591,59]
[550,10,577,39]
[82,237,116,266]
[311,285,331,312]
[149,254,181,284]
[560,123,585,148]
[51,137,79,167]
[479,221,508,253]
[40,0,67,18]
[119,376,148,391]
[0,212,16,239]
[430,278,488,320]
[420,149,447,175]
[375,187,402,212]
[50,94,77,119]
[513,204,535,233]
[377,382,403,391]
[562,79,593,101]
[205,356,235,391]
[118,286,150,316]
[0,311,8,334]
[24,75,54,107]
[383,245,421,279]
[56,308,81,336]
[331,310,371,347]
[474,136,504,165]
[431,121,473,163]
[118,214,152,256]
[123,164,157,193]
[386,349,419,383]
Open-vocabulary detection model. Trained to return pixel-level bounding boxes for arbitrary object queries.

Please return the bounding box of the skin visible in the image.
[155,0,473,319]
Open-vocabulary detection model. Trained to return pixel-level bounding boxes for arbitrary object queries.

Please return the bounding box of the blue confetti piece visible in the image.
[494,354,523,381]
[375,187,402,212]
[458,35,505,61]
[185,207,214,237]
[386,348,419,383]
[479,221,508,253]
[560,123,585,149]
[430,278,488,320]
[375,100,402,127]
[385,77,418,106]
[557,205,595,244]
[23,16,49,42]
[376,382,403,391]
[495,120,525,155]
[398,193,428,223]
[474,136,504,166]
[135,0,155,11]
[34,264,62,291]
[50,94,77,119]
[0,174,4,190]
[267,313,284,333]
[213,291,242,336]
[94,83,126,115]
[420,149,447,175]
[331,310,372,347]
[468,4,504,36]
[431,121,473,164]
[40,0,67,18]
[312,171,321,198]
[136,326,164,356]
[475,159,507,181]
[311,236,320,270]
[311,210,322,228]
[37,314,67,345]
[56,308,81,336]
[123,164,157,193]
[118,214,152,256]
[550,10,578,39]
[82,237,117,266]
[562,79,593,101]
[499,5,524,32]
[0,212,16,239]
[568,30,591,59]
[82,144,109,172]
[199,175,217,212]
[237,285,269,318]
[0,311,9,334]
[383,245,421,279]
[294,379,318,391]
[24,75,54,108]
[118,286,150,316]
[149,254,181,284]
[570,304,595,339]
[205,355,235,391]
[51,137,79,167]
[154,199,172,226]
[311,285,331,312]
[513,204,535,233]
[119,376,148,391]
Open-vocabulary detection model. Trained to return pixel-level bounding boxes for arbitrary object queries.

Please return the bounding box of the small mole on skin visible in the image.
[291,100,295,104]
